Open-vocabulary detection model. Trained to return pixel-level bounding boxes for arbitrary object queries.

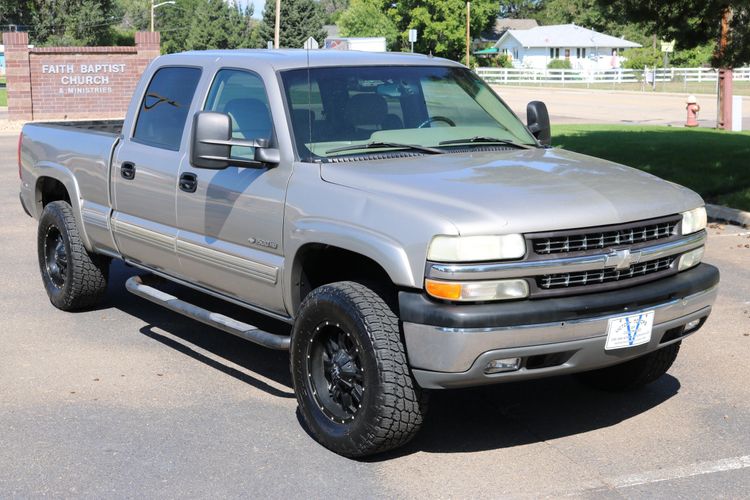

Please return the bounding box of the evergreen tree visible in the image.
[257,0,327,49]
[27,0,122,46]
[185,0,254,50]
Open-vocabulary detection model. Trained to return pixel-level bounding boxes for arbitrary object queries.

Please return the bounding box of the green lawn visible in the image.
[553,125,750,211]
[0,89,6,107]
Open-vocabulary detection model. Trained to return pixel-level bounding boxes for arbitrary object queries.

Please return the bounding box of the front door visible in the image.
[175,69,290,315]
[112,66,202,275]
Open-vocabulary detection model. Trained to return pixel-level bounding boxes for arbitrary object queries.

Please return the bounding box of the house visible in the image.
[495,24,641,69]
[478,18,538,44]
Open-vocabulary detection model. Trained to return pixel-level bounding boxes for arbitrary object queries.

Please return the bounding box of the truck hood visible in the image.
[320,148,703,235]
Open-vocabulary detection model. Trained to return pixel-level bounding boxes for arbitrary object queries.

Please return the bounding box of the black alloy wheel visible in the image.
[305,321,366,424]
[43,225,68,288]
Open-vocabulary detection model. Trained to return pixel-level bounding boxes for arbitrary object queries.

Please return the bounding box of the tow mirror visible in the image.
[526,101,551,146]
[191,111,280,169]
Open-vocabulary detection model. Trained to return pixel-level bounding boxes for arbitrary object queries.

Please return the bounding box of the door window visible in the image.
[205,69,273,160]
[133,66,202,151]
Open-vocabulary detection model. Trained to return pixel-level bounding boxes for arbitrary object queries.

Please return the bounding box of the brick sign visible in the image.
[2,31,160,121]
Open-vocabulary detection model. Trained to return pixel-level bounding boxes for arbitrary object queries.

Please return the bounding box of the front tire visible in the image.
[291,281,427,457]
[577,342,681,391]
[37,201,110,311]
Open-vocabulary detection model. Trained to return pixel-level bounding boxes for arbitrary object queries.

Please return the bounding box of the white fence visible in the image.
[475,67,750,86]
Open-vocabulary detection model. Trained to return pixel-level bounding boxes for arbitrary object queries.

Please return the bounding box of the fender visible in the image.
[33,162,94,252]
[283,217,417,316]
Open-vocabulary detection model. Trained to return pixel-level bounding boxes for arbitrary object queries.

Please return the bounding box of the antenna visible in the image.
[306,44,313,159]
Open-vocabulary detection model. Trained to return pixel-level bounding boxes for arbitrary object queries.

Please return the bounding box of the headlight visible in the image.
[425,278,529,302]
[681,207,707,235]
[427,234,526,262]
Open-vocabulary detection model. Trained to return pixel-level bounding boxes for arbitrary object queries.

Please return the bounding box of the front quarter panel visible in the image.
[283,162,458,315]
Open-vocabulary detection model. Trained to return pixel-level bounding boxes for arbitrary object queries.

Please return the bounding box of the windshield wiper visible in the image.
[325,141,443,155]
[438,136,534,149]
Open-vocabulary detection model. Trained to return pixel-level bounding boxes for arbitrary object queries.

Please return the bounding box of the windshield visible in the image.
[280,65,537,160]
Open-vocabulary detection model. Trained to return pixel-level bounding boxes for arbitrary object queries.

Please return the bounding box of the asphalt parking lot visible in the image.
[1,132,749,498]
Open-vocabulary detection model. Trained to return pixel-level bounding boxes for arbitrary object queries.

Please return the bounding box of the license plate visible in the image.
[605,311,655,350]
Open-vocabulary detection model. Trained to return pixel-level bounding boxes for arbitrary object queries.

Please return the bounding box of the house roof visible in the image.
[480,18,538,41]
[495,24,641,49]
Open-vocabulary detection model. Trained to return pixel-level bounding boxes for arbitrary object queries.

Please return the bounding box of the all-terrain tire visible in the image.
[291,281,428,457]
[37,201,110,311]
[577,342,681,391]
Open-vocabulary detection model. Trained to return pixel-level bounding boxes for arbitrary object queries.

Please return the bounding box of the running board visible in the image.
[125,275,290,350]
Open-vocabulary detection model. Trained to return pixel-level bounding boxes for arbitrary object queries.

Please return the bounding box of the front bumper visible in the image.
[400,263,719,389]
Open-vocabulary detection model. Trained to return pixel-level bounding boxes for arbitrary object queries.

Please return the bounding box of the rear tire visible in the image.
[577,342,681,391]
[37,201,110,311]
[291,281,428,457]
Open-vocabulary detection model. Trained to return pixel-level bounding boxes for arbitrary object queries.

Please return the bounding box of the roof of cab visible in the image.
[155,49,464,70]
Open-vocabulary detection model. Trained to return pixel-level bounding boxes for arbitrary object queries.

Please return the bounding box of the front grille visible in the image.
[537,256,676,290]
[531,217,680,255]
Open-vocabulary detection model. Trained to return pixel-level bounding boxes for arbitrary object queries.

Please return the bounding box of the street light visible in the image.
[151,0,176,32]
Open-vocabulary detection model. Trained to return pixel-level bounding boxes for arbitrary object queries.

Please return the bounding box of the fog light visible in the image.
[484,357,521,374]
[685,318,701,332]
[678,247,705,271]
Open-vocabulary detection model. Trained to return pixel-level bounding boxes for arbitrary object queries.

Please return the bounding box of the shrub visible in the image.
[547,58,572,70]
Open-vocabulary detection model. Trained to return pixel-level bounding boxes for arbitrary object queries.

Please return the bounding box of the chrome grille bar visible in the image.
[426,230,706,281]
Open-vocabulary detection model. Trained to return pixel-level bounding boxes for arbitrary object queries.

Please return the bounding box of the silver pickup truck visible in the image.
[19,50,719,457]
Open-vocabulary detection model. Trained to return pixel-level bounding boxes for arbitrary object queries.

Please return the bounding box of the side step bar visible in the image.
[125,275,290,350]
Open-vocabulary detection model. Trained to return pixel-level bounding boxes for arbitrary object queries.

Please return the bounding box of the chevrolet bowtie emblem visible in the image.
[605,249,642,270]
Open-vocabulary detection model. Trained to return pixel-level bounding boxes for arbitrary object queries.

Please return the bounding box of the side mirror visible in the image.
[190,111,280,169]
[526,101,551,147]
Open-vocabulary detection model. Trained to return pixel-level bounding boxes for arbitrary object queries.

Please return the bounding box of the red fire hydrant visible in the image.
[686,95,700,127]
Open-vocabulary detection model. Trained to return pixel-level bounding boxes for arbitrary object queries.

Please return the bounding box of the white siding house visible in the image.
[495,24,641,70]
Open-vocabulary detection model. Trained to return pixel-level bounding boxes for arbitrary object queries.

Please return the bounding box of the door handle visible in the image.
[121,162,136,180]
[179,172,198,193]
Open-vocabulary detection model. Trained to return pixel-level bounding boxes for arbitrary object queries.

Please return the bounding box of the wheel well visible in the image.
[37,177,71,208]
[292,244,396,313]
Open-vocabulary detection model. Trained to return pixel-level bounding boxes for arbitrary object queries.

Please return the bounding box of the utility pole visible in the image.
[465,2,471,67]
[274,0,281,49]
[150,0,175,32]
[717,7,733,130]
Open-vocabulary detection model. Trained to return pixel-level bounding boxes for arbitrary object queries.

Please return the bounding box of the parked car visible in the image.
[18,50,719,457]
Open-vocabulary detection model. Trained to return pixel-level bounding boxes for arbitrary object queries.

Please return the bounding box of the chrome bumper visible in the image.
[404,284,717,389]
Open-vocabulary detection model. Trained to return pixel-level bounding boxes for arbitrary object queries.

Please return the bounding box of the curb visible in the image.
[707,203,750,228]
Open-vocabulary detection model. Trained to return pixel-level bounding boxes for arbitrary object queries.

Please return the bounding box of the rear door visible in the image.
[111,66,202,274]
[175,68,290,315]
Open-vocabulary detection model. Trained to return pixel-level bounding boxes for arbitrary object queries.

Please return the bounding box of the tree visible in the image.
[154,0,256,54]
[184,0,255,50]
[24,0,122,46]
[256,0,327,49]
[536,0,652,46]
[598,1,750,68]
[319,0,349,23]
[390,0,498,60]
[338,0,398,49]
[498,0,542,19]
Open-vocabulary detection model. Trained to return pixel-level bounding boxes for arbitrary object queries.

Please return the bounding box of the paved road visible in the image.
[495,86,750,130]
[1,133,749,498]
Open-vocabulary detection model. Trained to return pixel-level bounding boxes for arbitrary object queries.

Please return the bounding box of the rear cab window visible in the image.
[132,66,202,151]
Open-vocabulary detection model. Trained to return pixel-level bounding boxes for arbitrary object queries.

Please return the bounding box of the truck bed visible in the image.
[34,119,124,136]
